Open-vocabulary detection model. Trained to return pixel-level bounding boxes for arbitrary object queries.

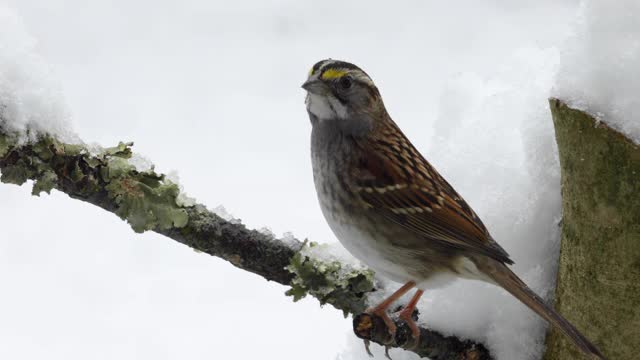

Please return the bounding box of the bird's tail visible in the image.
[482,261,605,359]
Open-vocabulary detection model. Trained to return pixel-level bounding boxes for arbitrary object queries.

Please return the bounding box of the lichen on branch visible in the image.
[286,242,375,316]
[0,132,188,232]
[0,129,492,359]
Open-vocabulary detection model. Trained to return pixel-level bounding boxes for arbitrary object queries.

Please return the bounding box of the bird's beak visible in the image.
[301,79,329,95]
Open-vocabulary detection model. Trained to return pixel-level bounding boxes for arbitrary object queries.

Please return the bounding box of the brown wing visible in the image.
[351,120,513,264]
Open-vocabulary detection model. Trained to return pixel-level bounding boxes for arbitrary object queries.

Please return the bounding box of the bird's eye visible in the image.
[338,76,352,90]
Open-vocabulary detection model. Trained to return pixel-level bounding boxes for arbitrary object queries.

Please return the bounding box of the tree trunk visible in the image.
[545,99,640,360]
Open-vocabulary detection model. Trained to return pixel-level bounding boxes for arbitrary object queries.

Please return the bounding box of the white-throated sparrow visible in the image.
[303,59,604,359]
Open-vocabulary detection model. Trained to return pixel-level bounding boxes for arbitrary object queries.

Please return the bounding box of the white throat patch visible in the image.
[306,93,348,121]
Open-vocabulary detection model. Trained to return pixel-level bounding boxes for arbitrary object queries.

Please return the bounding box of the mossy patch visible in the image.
[286,242,375,317]
[0,135,13,158]
[0,132,189,234]
[32,170,58,196]
[105,173,189,233]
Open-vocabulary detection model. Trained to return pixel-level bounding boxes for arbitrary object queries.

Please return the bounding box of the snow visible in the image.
[212,205,242,225]
[0,5,77,143]
[165,171,197,207]
[128,153,154,172]
[301,241,365,269]
[281,231,303,249]
[258,226,277,238]
[553,0,640,143]
[257,229,303,250]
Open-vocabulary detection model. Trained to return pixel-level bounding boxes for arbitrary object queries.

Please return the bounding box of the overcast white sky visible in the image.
[0,1,587,359]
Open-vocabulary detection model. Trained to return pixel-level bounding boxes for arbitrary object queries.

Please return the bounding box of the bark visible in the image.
[354,313,490,360]
[545,99,640,360]
[0,130,491,360]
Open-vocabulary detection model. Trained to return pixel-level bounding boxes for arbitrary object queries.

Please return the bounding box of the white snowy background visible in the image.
[1,1,638,359]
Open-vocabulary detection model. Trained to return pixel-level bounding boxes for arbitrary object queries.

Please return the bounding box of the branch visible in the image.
[545,99,638,359]
[0,130,491,359]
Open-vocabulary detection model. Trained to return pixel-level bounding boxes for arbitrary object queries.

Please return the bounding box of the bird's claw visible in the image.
[365,307,397,345]
[362,339,394,360]
[363,340,374,357]
[391,305,421,350]
[384,345,393,360]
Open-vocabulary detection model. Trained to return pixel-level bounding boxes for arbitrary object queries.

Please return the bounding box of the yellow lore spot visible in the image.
[321,68,347,80]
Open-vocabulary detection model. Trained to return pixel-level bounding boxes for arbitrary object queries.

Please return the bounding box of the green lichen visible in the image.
[286,242,375,317]
[32,170,58,196]
[0,132,188,234]
[102,157,134,180]
[0,135,12,158]
[0,134,53,186]
[105,174,189,233]
[0,158,37,185]
[103,141,133,158]
[96,146,189,233]
[32,139,55,161]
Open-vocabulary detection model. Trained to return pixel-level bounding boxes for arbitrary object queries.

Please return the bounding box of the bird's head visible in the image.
[302,59,386,128]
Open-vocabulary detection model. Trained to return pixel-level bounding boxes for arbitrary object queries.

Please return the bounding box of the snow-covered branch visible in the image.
[0,129,491,360]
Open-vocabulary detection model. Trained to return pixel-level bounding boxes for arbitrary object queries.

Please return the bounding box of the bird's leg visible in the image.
[396,289,424,346]
[365,281,416,341]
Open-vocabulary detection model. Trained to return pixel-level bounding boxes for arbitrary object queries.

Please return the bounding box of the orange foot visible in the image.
[365,305,397,344]
[395,289,424,348]
[363,281,416,344]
